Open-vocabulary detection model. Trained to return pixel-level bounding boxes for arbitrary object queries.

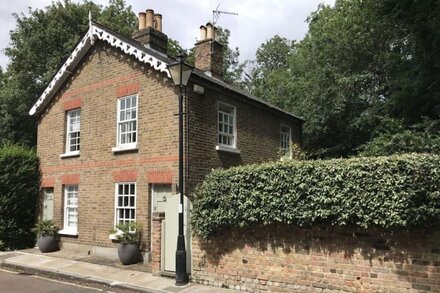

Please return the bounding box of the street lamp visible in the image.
[167,54,193,286]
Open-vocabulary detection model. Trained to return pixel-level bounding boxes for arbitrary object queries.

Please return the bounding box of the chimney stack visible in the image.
[194,22,224,79]
[132,9,168,55]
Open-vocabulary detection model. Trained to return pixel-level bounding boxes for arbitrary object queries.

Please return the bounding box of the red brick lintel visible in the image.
[63,97,83,111]
[147,170,173,183]
[41,178,55,188]
[112,170,138,182]
[60,174,80,185]
[116,83,140,98]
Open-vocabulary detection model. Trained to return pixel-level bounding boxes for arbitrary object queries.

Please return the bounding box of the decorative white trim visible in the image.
[215,145,241,154]
[29,23,170,116]
[91,26,169,76]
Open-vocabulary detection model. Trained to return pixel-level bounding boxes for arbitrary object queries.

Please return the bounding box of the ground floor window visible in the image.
[115,182,136,224]
[62,185,78,235]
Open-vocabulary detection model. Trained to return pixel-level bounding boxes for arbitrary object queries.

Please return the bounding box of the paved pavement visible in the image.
[0,251,233,293]
[0,269,104,293]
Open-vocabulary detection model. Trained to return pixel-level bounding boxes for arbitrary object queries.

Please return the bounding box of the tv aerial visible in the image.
[212,3,238,26]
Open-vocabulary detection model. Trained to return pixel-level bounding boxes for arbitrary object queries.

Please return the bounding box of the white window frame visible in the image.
[114,182,137,226]
[59,185,78,236]
[216,102,240,153]
[61,109,81,157]
[280,124,292,159]
[113,95,138,152]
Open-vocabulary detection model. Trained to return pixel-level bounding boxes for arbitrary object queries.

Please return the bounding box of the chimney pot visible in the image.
[154,14,162,32]
[206,23,214,40]
[138,12,146,30]
[146,9,154,28]
[199,25,207,41]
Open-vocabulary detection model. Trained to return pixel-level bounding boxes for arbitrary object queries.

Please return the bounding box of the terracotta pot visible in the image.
[37,235,59,253]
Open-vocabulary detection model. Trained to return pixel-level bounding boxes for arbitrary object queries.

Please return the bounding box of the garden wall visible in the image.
[192,225,440,292]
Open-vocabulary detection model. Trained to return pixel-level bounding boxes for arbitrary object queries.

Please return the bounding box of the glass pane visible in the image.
[130,197,134,207]
[118,196,122,207]
[126,98,131,108]
[118,184,123,195]
[132,210,135,219]
[124,196,128,206]
[124,184,129,194]
[130,184,135,195]
[120,99,126,110]
[132,97,137,107]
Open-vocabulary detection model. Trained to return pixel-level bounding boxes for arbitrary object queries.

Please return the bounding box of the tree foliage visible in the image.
[192,154,440,238]
[0,0,137,146]
[249,0,440,158]
[0,144,39,250]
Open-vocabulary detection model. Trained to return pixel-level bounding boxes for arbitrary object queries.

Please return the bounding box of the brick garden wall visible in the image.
[192,224,440,292]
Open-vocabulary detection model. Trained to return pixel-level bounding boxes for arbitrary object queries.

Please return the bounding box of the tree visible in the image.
[250,0,438,158]
[0,0,137,146]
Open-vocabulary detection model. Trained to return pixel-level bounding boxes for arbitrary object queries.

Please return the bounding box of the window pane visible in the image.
[120,99,126,110]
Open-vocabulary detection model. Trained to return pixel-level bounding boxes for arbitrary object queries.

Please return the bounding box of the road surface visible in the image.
[0,269,110,293]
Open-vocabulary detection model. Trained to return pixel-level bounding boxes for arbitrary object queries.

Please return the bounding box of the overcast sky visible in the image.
[0,0,335,69]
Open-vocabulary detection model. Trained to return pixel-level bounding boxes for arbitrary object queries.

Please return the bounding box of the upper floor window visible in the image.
[218,102,236,148]
[66,109,81,154]
[117,95,137,148]
[280,125,292,158]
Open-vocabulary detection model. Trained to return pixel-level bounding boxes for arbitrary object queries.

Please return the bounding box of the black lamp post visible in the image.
[167,55,193,286]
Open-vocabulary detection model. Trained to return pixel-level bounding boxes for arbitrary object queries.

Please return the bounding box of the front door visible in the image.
[152,184,191,273]
[41,188,54,220]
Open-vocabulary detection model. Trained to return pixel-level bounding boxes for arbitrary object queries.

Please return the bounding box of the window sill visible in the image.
[215,145,241,154]
[60,151,80,158]
[112,144,138,153]
[58,229,78,236]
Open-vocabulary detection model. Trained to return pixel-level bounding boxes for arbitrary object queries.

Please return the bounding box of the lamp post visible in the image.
[167,55,193,286]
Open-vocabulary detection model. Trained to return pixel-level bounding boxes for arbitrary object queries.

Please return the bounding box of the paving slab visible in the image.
[0,252,233,293]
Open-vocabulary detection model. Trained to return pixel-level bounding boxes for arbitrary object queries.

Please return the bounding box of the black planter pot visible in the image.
[117,243,142,265]
[37,235,59,253]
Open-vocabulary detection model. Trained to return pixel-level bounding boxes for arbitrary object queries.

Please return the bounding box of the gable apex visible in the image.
[29,22,171,116]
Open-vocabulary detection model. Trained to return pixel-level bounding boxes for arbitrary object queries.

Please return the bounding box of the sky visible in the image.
[0,0,335,69]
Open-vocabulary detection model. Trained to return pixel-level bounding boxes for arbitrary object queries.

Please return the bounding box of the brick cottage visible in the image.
[30,9,302,275]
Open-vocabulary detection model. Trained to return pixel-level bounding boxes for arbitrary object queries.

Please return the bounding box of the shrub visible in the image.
[32,219,59,236]
[0,144,39,249]
[358,118,440,156]
[191,154,440,238]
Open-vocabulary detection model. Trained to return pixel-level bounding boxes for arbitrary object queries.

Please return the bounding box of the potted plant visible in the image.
[111,221,142,265]
[33,219,59,253]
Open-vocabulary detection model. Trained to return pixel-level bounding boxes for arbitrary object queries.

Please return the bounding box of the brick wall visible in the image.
[37,41,179,250]
[37,37,303,265]
[186,76,302,194]
[192,224,440,292]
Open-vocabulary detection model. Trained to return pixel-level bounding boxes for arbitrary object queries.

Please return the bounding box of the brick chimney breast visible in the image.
[132,9,168,55]
[194,23,224,80]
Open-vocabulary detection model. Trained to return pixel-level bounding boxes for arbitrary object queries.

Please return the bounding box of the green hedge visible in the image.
[0,144,39,250]
[191,154,440,238]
